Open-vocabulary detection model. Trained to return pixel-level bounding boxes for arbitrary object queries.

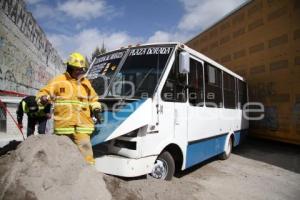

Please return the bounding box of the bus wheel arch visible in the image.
[150,144,183,180]
[164,144,184,173]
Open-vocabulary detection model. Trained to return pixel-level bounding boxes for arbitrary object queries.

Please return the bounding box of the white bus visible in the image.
[87,42,248,180]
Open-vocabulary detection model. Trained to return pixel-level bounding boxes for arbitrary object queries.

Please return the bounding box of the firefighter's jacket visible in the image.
[16,96,51,124]
[37,72,101,135]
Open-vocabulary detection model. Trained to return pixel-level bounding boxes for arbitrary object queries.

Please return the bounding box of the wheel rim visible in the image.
[150,159,168,179]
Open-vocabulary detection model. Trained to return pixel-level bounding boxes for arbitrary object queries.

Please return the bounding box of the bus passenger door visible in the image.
[187,59,223,141]
[160,56,188,144]
[187,58,207,142]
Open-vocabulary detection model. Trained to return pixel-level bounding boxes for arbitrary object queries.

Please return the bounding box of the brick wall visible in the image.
[186,0,300,144]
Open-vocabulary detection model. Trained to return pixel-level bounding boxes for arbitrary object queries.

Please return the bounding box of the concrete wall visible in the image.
[0,0,64,95]
[186,0,300,144]
[0,0,63,138]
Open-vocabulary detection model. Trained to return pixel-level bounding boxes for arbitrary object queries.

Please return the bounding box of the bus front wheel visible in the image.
[150,151,175,180]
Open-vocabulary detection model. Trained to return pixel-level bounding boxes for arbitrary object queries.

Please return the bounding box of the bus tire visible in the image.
[150,151,175,180]
[219,137,233,160]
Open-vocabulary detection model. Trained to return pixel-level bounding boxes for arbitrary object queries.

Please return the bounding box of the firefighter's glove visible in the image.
[93,108,102,124]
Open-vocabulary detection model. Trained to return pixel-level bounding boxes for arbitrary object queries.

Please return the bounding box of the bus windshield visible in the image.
[87,45,175,99]
[87,50,127,96]
[106,45,174,99]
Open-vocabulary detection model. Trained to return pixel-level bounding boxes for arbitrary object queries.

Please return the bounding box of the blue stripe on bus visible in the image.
[91,99,145,146]
[186,134,227,168]
[186,129,248,168]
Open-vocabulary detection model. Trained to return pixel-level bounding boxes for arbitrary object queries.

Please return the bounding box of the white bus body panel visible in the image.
[95,155,157,177]
[92,99,152,144]
[107,98,152,141]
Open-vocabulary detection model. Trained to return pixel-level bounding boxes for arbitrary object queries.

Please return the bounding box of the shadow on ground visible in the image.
[0,140,21,156]
[94,136,300,181]
[233,137,300,173]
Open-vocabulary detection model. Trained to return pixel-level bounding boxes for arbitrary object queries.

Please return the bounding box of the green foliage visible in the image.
[91,42,107,62]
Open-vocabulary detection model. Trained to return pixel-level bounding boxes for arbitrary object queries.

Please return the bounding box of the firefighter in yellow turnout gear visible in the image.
[37,52,101,165]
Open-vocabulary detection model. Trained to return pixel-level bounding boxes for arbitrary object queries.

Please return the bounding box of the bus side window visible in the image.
[238,80,247,109]
[223,72,236,109]
[204,63,223,108]
[188,58,204,106]
[161,54,187,102]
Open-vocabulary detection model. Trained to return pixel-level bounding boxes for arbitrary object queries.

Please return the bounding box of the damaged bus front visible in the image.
[87,43,248,180]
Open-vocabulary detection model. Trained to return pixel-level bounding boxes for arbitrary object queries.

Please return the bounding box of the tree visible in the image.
[91,42,107,62]
[100,42,107,55]
[91,46,101,61]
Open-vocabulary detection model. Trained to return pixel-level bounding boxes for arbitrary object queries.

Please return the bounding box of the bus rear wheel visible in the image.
[150,151,175,180]
[219,137,233,160]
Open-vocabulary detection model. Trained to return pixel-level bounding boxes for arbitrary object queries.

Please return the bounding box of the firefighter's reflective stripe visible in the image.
[55,100,89,107]
[76,127,94,134]
[55,127,75,134]
[22,101,46,117]
[22,101,29,113]
[37,105,46,116]
[55,127,94,134]
[38,105,45,110]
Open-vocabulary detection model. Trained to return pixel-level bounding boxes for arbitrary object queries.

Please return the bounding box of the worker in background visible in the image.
[36,52,101,165]
[16,95,52,137]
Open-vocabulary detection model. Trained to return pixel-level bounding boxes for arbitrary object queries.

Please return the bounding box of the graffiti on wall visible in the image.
[0,35,51,94]
[0,0,64,94]
[249,82,279,131]
[0,0,62,66]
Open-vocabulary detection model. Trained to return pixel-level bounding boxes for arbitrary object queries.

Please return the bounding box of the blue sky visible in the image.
[25,0,247,60]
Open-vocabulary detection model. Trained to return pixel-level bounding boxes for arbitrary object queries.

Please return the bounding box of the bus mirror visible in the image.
[179,52,190,74]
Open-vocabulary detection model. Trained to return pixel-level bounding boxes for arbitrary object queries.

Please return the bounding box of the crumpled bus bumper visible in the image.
[95,155,157,177]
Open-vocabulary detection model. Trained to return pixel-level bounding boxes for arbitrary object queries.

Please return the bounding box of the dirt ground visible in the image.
[0,135,111,200]
[104,138,300,200]
[1,136,299,200]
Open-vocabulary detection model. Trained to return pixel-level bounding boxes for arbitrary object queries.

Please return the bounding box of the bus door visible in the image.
[187,57,210,142]
[186,58,224,167]
[187,61,223,141]
[160,56,188,142]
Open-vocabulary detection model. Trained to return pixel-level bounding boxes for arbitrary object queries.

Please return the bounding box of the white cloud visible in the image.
[146,0,246,44]
[147,30,192,43]
[48,28,142,60]
[178,0,247,31]
[58,0,111,20]
[45,0,247,61]
[49,28,193,61]
[147,31,172,43]
[31,4,56,19]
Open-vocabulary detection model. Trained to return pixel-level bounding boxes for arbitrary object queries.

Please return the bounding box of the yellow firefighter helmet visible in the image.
[66,52,86,68]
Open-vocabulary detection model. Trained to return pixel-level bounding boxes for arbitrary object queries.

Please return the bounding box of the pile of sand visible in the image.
[0,135,111,200]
